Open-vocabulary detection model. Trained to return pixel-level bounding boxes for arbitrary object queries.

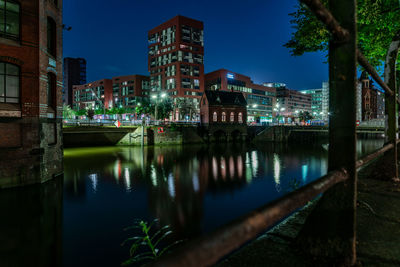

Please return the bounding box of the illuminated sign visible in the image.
[227,73,234,79]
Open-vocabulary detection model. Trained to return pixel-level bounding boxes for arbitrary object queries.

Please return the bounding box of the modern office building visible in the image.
[72,75,150,111]
[148,15,204,120]
[276,87,312,123]
[299,88,324,120]
[111,75,150,109]
[205,69,276,123]
[0,0,63,187]
[63,57,86,106]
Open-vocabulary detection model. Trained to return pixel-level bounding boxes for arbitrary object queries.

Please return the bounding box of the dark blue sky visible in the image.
[63,0,328,90]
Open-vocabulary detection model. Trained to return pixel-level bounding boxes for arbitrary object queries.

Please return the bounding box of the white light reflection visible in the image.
[237,155,243,178]
[229,156,235,178]
[302,165,308,183]
[168,173,175,198]
[212,157,218,180]
[88,173,98,192]
[220,157,226,180]
[273,154,281,192]
[150,165,157,186]
[192,173,200,192]
[124,167,131,190]
[251,151,258,175]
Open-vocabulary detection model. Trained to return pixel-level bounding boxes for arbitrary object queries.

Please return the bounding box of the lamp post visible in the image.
[90,90,106,120]
[151,92,167,122]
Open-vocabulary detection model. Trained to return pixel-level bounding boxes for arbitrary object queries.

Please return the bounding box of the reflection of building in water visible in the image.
[0,179,63,266]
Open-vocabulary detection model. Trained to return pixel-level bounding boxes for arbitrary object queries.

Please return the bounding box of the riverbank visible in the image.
[219,152,400,266]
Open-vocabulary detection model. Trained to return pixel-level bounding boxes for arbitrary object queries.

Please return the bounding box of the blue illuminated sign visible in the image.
[227,73,234,79]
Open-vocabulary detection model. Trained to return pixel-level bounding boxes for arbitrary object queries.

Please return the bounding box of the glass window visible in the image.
[238,112,243,123]
[230,112,235,122]
[47,72,56,108]
[222,112,226,122]
[0,62,19,103]
[47,17,57,57]
[213,111,217,122]
[0,0,20,40]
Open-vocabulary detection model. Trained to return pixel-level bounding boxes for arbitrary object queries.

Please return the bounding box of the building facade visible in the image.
[72,75,150,111]
[200,91,247,124]
[63,57,86,106]
[205,69,276,123]
[276,87,312,123]
[148,15,204,120]
[0,0,63,188]
[360,71,378,121]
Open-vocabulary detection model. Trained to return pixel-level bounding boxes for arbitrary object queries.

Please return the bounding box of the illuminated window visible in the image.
[0,62,19,103]
[0,0,20,40]
[238,112,243,123]
[222,112,226,122]
[230,112,235,122]
[213,111,217,122]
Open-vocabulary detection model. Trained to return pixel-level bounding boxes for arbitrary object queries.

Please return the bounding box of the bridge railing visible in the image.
[150,0,399,266]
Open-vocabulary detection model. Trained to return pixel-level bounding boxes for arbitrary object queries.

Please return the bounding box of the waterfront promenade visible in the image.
[220,152,400,266]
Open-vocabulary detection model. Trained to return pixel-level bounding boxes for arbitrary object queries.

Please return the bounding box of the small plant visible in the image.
[121,219,182,266]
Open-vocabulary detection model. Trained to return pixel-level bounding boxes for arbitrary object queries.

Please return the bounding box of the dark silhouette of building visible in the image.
[148,15,204,120]
[0,0,63,188]
[200,91,247,124]
[359,71,378,121]
[63,57,86,106]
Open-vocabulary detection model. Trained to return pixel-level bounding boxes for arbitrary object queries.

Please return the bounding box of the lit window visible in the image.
[222,112,226,122]
[238,112,243,123]
[230,112,235,122]
[0,62,19,103]
[0,0,20,40]
[213,111,217,122]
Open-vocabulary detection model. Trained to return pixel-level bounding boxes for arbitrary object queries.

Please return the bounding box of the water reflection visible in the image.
[0,178,63,267]
[61,139,383,267]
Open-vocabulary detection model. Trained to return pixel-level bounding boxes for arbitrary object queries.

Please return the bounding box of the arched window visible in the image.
[0,0,20,40]
[47,72,56,109]
[230,112,235,122]
[238,112,243,123]
[222,112,226,122]
[47,17,57,57]
[0,62,20,103]
[213,111,217,122]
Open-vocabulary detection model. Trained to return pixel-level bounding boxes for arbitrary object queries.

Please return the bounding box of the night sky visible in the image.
[63,0,328,90]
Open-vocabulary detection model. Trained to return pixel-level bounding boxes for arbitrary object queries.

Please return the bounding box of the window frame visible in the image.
[0,61,20,104]
[0,0,21,41]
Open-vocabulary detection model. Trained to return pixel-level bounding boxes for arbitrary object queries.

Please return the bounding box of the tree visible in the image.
[284,0,400,81]
[62,104,76,119]
[87,109,94,120]
[298,111,313,122]
[156,98,174,120]
[75,109,87,116]
[135,99,154,117]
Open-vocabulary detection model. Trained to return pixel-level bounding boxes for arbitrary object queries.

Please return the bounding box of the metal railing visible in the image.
[150,0,399,266]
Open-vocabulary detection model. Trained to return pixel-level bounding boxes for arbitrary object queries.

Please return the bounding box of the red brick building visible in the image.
[360,71,378,120]
[205,69,276,122]
[72,75,150,111]
[0,0,63,188]
[200,91,247,124]
[148,15,204,120]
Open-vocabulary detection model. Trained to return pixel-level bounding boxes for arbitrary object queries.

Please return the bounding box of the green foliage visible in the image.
[156,98,174,120]
[75,109,87,116]
[121,219,182,266]
[299,111,313,122]
[285,0,400,71]
[135,99,154,117]
[94,108,104,115]
[62,104,76,119]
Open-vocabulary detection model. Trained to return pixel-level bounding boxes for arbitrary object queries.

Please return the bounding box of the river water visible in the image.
[0,139,384,267]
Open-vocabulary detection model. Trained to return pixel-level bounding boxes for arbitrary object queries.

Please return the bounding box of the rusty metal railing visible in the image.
[152,0,399,266]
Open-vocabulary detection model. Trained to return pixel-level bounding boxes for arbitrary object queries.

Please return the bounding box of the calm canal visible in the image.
[0,139,383,267]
